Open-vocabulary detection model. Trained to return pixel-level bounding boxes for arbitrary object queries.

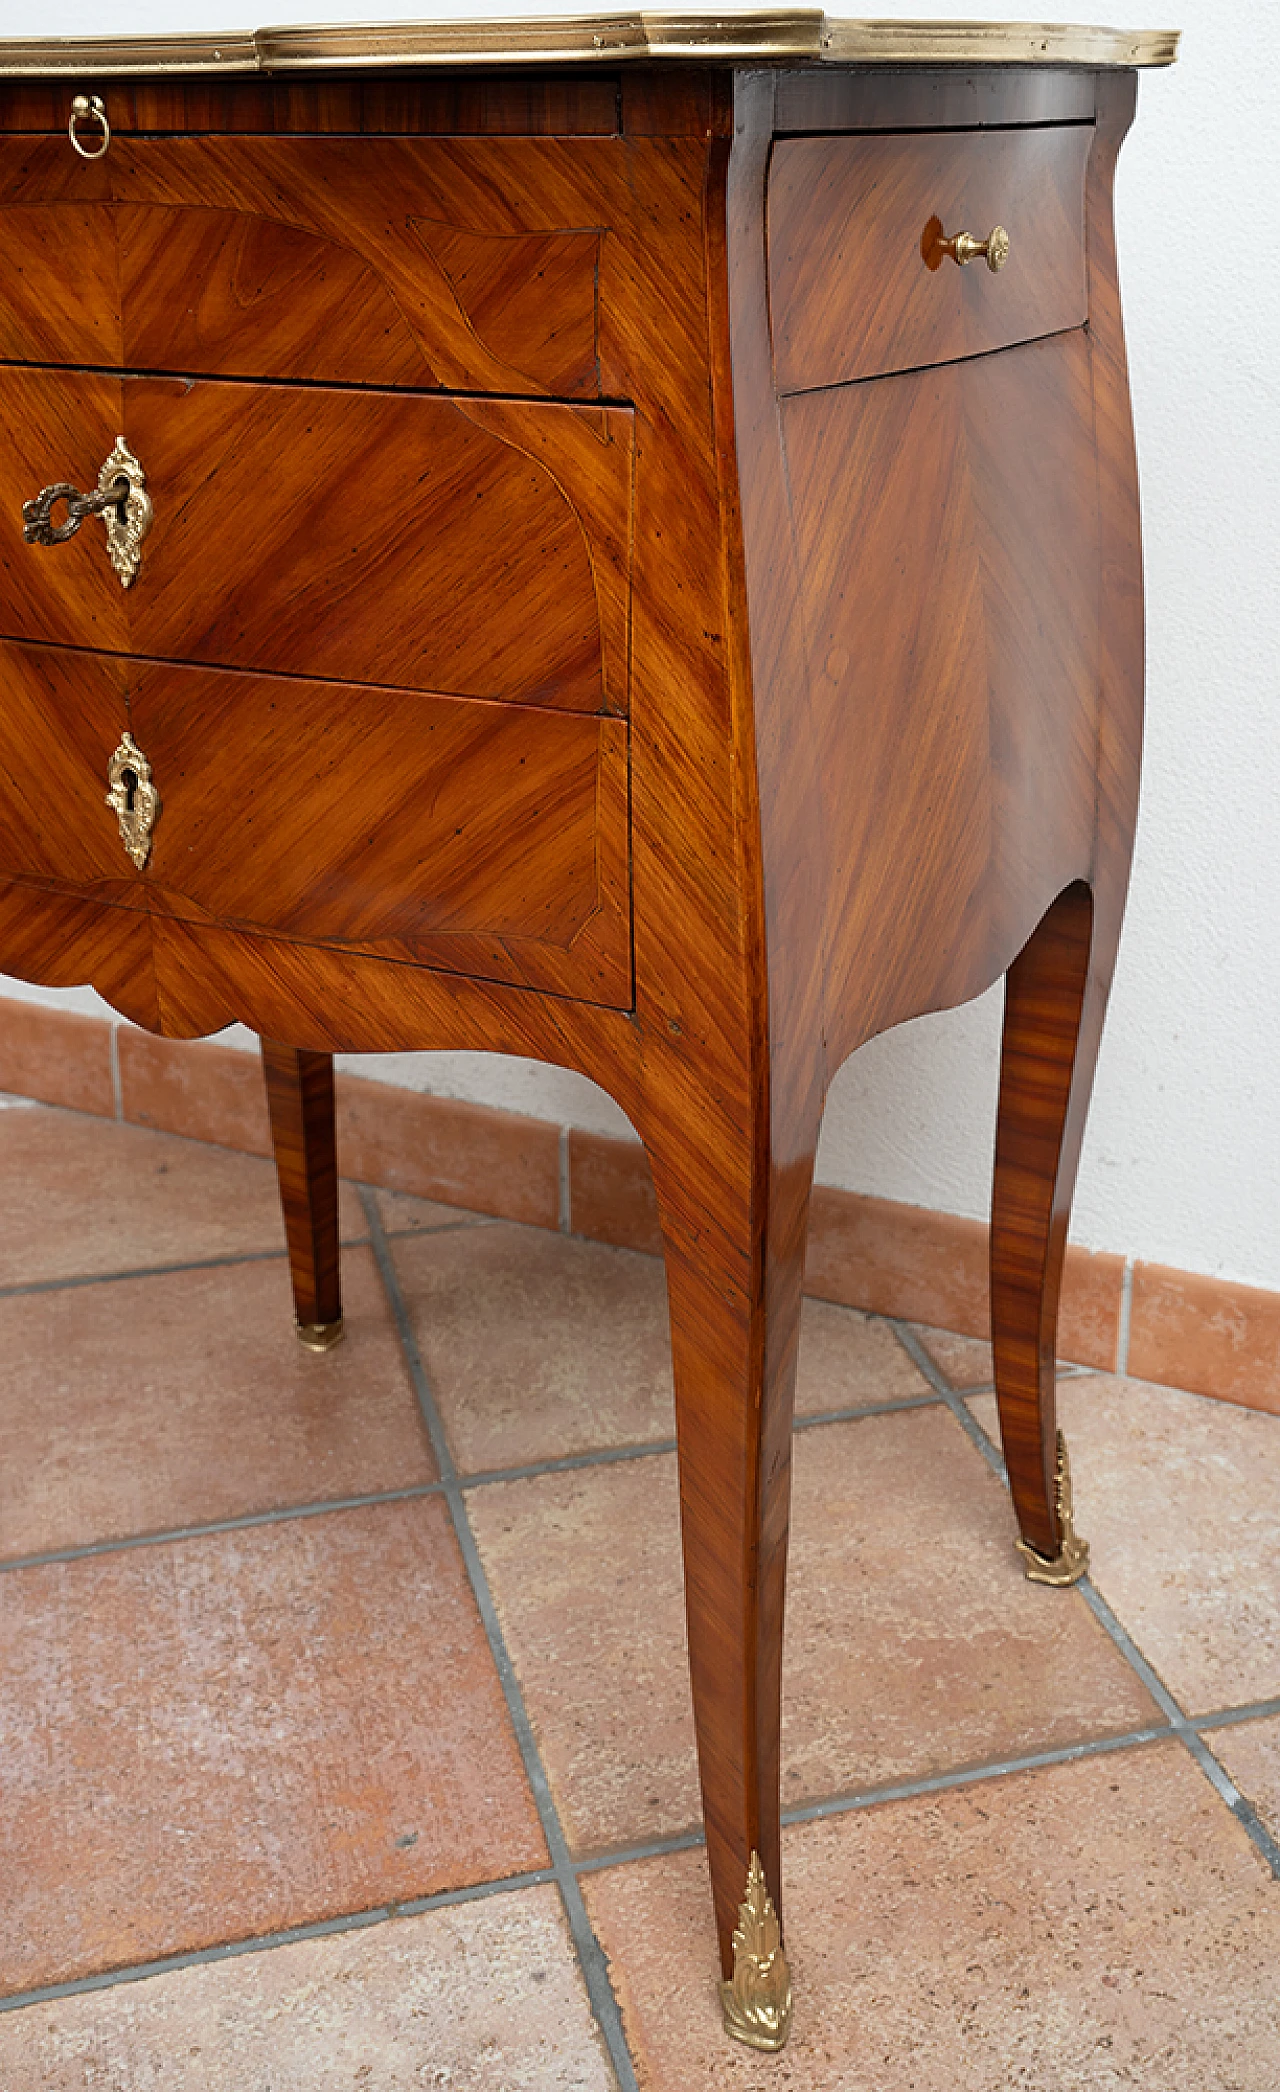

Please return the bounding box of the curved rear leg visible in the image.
[990,880,1108,1582]
[261,1040,344,1351]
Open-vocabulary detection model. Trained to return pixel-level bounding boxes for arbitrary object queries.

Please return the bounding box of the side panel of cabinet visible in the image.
[780,328,1101,1060]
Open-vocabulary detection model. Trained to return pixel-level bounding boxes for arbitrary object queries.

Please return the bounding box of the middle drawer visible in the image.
[0,370,632,714]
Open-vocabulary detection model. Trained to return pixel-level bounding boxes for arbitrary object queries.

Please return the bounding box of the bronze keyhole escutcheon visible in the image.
[22,436,152,588]
[105,732,160,870]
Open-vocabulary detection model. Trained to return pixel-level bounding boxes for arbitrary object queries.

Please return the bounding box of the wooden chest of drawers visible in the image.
[0,11,1176,2057]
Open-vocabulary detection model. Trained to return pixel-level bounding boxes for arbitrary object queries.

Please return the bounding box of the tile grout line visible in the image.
[0,1395,961,1575]
[889,1319,1007,1467]
[908,1325,1280,1880]
[0,1217,487,1302]
[19,1692,1280,2019]
[1116,1257,1135,1375]
[108,1020,123,1122]
[0,1484,447,1574]
[0,1868,558,2017]
[359,1186,640,2092]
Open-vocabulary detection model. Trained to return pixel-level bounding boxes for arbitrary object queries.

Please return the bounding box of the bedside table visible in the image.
[0,12,1176,2049]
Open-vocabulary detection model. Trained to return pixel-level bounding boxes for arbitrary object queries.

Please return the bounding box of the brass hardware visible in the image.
[68,92,110,157]
[927,222,1011,274]
[23,436,152,589]
[296,1317,345,1352]
[720,1851,793,2052]
[105,731,160,871]
[1016,1430,1090,1587]
[0,22,1180,81]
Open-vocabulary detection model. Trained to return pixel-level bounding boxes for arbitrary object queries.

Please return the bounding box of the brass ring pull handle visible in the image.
[68,93,110,160]
[922,216,1011,274]
[22,437,152,589]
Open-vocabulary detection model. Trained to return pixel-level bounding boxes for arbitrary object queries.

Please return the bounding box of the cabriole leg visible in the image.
[990,880,1108,1583]
[643,1099,816,2051]
[260,1040,343,1351]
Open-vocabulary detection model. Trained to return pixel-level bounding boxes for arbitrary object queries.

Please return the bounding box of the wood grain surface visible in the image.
[0,139,609,398]
[0,640,632,1006]
[770,124,1090,392]
[0,372,632,713]
[990,74,1144,1558]
[0,63,1150,2005]
[261,1039,342,1332]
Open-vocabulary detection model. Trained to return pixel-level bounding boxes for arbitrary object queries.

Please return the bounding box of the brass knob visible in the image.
[934,224,1010,273]
[68,93,110,160]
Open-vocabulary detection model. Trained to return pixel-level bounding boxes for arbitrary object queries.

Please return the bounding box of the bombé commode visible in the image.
[0,11,1177,2053]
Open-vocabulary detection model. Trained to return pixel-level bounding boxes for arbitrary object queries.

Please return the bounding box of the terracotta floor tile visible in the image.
[782,1407,1155,1799]
[0,1108,365,1283]
[467,1454,699,1854]
[1210,1715,1280,1844]
[374,1187,492,1237]
[0,1500,545,1992]
[971,1374,1280,1716]
[584,1742,1280,2090]
[794,1301,929,1416]
[912,1322,994,1387]
[393,1223,675,1472]
[0,1888,612,2090]
[0,1249,433,1560]
[468,1408,1153,1856]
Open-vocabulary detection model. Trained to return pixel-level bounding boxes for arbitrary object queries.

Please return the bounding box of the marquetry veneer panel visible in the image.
[0,370,632,714]
[769,124,1091,392]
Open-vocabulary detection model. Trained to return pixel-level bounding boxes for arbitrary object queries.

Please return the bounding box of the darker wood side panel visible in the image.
[774,64,1096,133]
[780,328,1099,1069]
[0,74,622,137]
[260,1039,342,1333]
[989,72,1145,1559]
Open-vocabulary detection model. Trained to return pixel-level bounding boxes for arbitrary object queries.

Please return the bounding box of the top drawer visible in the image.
[769,125,1091,394]
[0,133,603,398]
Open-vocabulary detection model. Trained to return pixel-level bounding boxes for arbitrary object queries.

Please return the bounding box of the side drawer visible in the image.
[0,372,632,715]
[0,131,605,399]
[769,125,1091,393]
[0,640,632,1009]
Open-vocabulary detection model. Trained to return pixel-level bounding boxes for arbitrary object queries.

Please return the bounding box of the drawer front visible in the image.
[0,641,632,1008]
[769,125,1090,393]
[0,372,632,714]
[0,135,604,398]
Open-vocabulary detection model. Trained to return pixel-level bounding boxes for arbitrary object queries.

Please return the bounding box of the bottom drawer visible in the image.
[0,641,632,1009]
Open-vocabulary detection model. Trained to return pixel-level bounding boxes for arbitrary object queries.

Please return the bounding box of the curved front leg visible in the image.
[990,880,1105,1580]
[641,1082,819,2051]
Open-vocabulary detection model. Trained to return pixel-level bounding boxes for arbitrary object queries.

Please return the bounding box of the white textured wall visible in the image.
[9,1,1278,1290]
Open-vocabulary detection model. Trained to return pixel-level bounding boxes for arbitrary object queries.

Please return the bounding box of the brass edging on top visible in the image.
[0,32,260,75]
[258,10,827,68]
[823,19,1178,65]
[0,14,1181,79]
